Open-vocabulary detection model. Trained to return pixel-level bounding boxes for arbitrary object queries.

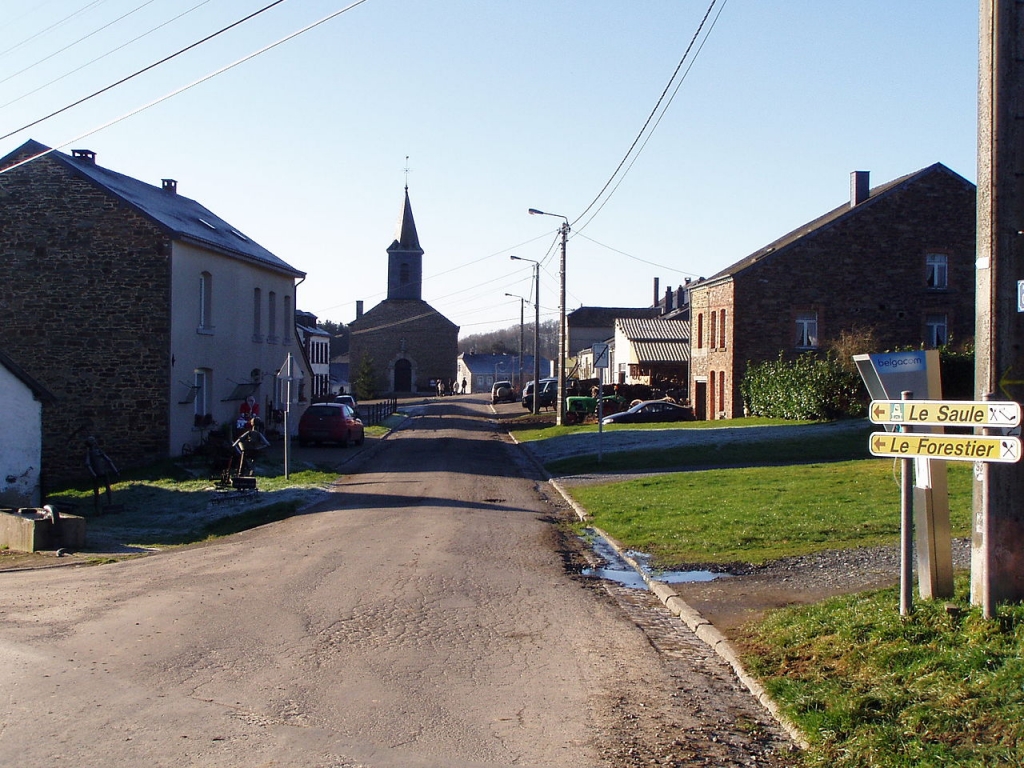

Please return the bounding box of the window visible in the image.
[199,271,213,331]
[719,309,726,349]
[926,254,948,290]
[926,313,948,347]
[796,312,818,349]
[252,288,262,341]
[696,313,704,349]
[283,295,292,345]
[268,291,277,343]
[194,369,210,421]
[400,262,410,284]
[709,311,717,349]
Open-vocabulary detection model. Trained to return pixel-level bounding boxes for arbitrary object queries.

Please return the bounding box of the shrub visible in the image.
[741,352,864,420]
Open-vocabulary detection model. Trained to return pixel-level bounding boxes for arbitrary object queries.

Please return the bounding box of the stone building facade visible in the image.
[0,140,307,485]
[348,188,458,393]
[689,164,976,419]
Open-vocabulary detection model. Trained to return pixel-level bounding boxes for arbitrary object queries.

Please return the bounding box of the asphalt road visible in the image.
[0,396,795,767]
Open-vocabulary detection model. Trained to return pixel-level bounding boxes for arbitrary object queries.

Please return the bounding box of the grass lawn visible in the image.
[548,420,1022,766]
[735,578,1024,767]
[568,459,973,567]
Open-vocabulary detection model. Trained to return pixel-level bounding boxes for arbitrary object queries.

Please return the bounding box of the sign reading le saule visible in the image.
[868,399,1023,463]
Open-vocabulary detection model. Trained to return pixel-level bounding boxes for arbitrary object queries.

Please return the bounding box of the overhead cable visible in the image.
[0,0,371,173]
[0,0,290,143]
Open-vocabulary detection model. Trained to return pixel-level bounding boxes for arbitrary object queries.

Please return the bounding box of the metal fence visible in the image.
[360,398,398,426]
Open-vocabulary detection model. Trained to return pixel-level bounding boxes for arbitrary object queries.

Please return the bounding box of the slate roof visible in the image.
[706,163,973,283]
[3,140,304,278]
[568,306,661,327]
[389,186,422,253]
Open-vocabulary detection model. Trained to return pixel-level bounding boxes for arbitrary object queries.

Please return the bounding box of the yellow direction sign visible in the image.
[869,399,1021,427]
[869,432,1022,463]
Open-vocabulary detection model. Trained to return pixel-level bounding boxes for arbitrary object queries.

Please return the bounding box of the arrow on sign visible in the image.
[871,402,889,421]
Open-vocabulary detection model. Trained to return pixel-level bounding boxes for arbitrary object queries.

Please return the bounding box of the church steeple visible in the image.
[386,186,424,300]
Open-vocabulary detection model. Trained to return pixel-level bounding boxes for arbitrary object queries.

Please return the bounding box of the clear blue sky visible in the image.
[0,1,979,337]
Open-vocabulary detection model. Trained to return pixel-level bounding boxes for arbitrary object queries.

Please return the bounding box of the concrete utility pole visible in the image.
[974,0,1024,614]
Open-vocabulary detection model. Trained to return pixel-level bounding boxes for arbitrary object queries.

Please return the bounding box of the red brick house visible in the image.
[689,164,976,420]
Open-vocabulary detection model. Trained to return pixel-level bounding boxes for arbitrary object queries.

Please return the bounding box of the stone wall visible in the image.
[0,150,172,487]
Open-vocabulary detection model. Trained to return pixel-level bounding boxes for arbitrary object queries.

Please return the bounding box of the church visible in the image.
[348,187,459,393]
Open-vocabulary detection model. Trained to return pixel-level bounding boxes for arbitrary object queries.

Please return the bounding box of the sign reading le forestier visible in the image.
[869,432,1022,463]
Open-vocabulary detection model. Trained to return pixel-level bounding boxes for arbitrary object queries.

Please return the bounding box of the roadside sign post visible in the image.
[899,392,915,616]
[867,389,1024,614]
[856,351,955,600]
[593,343,609,464]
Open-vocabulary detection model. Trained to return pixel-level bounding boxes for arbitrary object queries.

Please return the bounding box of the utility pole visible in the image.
[974,0,1024,614]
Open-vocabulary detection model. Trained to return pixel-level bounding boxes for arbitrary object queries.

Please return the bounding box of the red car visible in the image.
[298,403,365,447]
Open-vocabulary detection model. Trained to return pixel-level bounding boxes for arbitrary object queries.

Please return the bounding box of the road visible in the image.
[0,396,795,767]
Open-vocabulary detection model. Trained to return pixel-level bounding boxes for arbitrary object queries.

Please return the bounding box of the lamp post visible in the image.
[510,255,541,415]
[528,209,569,425]
[504,292,526,390]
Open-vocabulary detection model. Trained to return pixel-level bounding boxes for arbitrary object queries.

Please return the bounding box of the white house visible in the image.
[0,350,54,508]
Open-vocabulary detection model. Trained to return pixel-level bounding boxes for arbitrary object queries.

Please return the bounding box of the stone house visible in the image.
[0,349,55,507]
[689,164,976,420]
[348,187,458,393]
[456,353,550,394]
[0,140,309,485]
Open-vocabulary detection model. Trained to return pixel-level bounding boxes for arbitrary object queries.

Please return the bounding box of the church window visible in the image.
[400,263,410,284]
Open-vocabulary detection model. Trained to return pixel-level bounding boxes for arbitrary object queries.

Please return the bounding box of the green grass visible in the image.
[512,415,813,444]
[735,578,1024,767]
[568,460,973,567]
[547,423,872,475]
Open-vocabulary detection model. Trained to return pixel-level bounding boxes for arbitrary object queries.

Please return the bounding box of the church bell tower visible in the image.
[386,187,423,300]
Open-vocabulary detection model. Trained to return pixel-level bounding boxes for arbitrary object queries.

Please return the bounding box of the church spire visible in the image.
[386,186,424,300]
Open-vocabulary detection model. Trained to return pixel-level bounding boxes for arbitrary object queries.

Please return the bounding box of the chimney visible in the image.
[355,300,364,320]
[653,277,660,308]
[71,149,95,164]
[850,170,870,207]
[162,179,177,194]
[664,286,674,313]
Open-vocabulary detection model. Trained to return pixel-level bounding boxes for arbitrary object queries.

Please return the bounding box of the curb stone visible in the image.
[507,430,810,751]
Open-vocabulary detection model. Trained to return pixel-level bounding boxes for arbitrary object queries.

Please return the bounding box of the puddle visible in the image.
[581,529,730,591]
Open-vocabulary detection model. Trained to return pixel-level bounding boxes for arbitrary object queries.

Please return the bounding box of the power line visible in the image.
[571,0,727,231]
[0,0,372,173]
[0,0,290,143]
[0,0,108,61]
[0,1,216,112]
[0,0,162,90]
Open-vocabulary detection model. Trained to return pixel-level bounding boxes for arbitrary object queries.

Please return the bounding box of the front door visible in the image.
[394,359,412,391]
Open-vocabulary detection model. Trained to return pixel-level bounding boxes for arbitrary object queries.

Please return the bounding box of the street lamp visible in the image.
[510,255,541,415]
[504,292,526,390]
[528,208,569,425]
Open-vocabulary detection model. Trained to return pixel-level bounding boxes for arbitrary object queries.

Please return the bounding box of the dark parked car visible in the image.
[298,403,365,447]
[522,378,558,410]
[491,380,516,404]
[600,399,695,425]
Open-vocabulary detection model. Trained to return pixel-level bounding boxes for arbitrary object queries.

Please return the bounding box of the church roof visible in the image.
[389,186,422,252]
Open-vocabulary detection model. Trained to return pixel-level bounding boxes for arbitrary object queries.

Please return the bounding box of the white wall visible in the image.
[168,242,304,452]
[0,366,43,508]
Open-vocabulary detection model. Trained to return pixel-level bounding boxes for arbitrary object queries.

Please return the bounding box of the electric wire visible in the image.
[570,0,725,231]
[0,0,291,143]
[0,0,163,89]
[0,1,216,111]
[0,0,372,173]
[574,0,729,233]
[0,0,108,60]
